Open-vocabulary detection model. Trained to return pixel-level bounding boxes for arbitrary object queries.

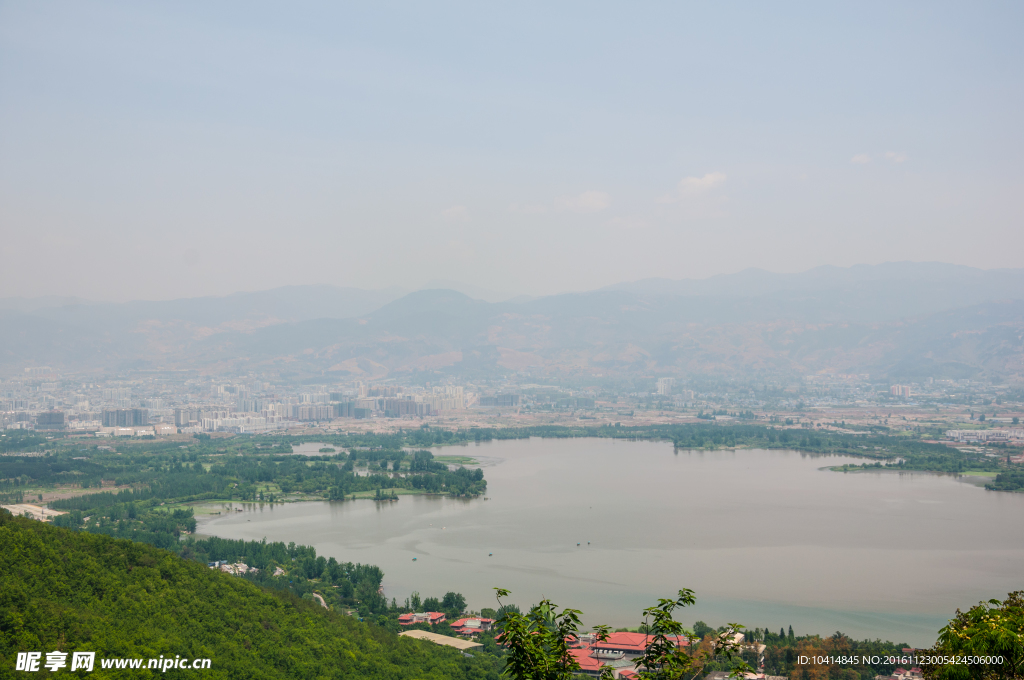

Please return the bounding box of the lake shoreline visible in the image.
[194,439,1023,647]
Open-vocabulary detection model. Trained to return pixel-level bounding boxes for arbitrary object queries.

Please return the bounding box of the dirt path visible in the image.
[1,504,66,521]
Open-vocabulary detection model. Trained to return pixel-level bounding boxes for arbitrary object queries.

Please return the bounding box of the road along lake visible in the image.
[195,437,1024,646]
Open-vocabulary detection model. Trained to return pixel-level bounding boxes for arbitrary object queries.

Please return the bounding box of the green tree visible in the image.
[494,588,752,680]
[633,589,752,680]
[494,588,600,680]
[0,509,502,680]
[921,592,1024,680]
[693,621,714,639]
[442,591,467,617]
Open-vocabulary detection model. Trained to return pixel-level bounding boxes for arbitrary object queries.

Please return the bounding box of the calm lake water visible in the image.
[195,438,1024,646]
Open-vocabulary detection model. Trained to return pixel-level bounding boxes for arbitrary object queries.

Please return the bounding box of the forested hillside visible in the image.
[0,509,500,679]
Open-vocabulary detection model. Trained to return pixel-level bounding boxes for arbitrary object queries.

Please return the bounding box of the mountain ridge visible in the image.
[4,263,1023,380]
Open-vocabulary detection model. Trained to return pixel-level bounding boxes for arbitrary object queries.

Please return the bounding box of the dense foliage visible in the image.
[761,633,909,680]
[184,536,388,615]
[0,430,47,453]
[0,455,108,491]
[5,437,486,506]
[986,470,1024,492]
[0,509,501,679]
[51,501,196,550]
[494,590,595,680]
[920,592,1024,680]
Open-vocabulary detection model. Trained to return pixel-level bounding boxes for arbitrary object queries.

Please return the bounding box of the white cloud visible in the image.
[851,154,871,164]
[440,205,470,222]
[678,172,727,195]
[659,172,727,203]
[885,151,908,163]
[556,190,611,213]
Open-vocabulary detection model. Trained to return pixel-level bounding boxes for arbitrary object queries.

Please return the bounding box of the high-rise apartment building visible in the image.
[36,411,65,430]
[890,385,912,398]
[236,397,263,413]
[102,388,132,403]
[174,408,202,426]
[102,408,149,427]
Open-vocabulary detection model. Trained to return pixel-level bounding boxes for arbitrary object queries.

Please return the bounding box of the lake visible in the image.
[195,437,1024,646]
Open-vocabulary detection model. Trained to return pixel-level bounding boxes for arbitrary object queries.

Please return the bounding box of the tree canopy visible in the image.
[0,508,500,680]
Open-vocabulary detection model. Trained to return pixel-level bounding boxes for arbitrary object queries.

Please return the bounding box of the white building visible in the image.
[945,429,1024,444]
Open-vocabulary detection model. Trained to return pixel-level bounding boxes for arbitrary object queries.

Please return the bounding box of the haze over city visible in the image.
[2,2,1022,301]
[3,3,1024,677]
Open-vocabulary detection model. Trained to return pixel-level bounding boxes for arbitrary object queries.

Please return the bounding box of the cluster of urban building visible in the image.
[4,366,1022,439]
[890,385,913,398]
[173,384,472,433]
[0,370,536,435]
[944,428,1024,444]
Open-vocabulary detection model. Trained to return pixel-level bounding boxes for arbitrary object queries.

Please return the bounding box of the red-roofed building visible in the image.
[398,612,446,626]
[449,617,495,635]
[570,649,609,677]
[892,668,923,680]
[590,632,689,659]
[567,634,591,650]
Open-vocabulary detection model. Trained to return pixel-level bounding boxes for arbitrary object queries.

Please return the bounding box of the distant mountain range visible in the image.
[604,263,1024,322]
[3,262,1023,381]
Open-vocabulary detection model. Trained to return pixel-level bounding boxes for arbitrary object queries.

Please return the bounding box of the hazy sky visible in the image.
[1,2,1022,301]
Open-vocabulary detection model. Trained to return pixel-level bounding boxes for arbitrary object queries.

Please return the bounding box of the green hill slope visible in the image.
[0,509,498,679]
